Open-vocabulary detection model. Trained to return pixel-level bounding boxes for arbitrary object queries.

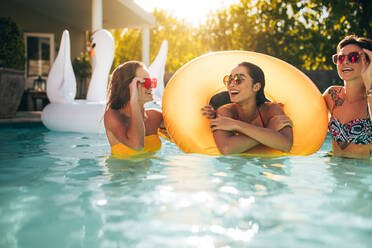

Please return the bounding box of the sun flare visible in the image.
[134,0,239,26]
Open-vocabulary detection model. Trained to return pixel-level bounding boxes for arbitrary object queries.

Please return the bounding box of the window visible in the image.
[24,33,54,80]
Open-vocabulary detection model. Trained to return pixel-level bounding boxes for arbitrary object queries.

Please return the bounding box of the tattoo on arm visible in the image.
[328,88,344,107]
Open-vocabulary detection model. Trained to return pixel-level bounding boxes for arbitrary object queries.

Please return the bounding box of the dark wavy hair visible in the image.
[238,62,268,106]
[106,61,143,111]
[337,35,372,63]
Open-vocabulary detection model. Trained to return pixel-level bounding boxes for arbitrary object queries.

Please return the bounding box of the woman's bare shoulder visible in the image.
[217,103,236,117]
[323,85,343,97]
[262,102,285,116]
[104,109,128,129]
[104,108,121,121]
[323,85,343,108]
[146,109,162,120]
[146,109,163,128]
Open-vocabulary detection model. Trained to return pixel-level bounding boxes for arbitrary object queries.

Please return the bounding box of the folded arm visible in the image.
[210,105,293,155]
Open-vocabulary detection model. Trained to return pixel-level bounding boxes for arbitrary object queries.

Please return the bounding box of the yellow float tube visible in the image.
[162,51,328,156]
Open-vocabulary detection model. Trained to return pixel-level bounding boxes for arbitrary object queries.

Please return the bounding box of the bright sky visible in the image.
[134,0,239,26]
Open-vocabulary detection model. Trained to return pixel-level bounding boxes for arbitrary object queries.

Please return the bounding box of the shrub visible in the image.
[72,52,92,80]
[72,52,92,98]
[0,17,25,70]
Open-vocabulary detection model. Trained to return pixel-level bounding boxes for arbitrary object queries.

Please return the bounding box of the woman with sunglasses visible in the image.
[104,61,162,156]
[323,35,372,159]
[202,62,293,155]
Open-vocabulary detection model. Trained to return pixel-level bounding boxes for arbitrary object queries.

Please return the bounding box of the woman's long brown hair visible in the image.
[106,61,143,111]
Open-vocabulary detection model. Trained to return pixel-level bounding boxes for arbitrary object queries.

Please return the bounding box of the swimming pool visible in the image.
[0,123,371,248]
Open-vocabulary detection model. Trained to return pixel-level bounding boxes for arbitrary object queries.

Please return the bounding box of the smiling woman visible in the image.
[162,51,328,156]
[323,35,372,159]
[104,61,163,156]
[206,61,294,155]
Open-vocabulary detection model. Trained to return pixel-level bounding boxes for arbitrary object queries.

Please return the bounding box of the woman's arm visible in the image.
[210,105,293,154]
[202,105,258,154]
[104,78,145,151]
[362,49,372,122]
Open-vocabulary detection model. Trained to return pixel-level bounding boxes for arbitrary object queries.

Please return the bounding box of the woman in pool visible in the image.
[202,62,293,155]
[104,61,163,156]
[323,35,372,159]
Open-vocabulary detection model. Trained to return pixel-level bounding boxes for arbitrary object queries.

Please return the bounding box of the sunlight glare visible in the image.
[134,0,239,26]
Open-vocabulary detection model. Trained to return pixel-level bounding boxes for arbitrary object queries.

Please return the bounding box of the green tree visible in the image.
[312,0,372,67]
[111,9,206,72]
[150,9,207,72]
[200,0,371,70]
[111,28,142,70]
[200,0,325,69]
[111,0,371,72]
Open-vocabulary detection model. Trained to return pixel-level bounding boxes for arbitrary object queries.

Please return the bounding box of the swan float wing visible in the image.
[146,40,168,110]
[46,30,76,103]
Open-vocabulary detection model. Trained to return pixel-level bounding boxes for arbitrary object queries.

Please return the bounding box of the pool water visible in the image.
[0,124,372,248]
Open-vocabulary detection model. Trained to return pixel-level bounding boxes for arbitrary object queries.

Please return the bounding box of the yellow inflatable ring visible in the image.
[162,51,328,156]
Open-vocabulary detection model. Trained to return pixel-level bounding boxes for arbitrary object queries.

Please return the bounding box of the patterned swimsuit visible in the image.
[328,88,372,145]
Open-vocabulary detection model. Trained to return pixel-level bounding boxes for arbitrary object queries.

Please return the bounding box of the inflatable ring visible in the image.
[162,51,328,156]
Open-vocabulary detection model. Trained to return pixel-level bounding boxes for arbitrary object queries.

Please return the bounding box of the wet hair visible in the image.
[106,61,143,110]
[337,35,372,63]
[238,62,268,106]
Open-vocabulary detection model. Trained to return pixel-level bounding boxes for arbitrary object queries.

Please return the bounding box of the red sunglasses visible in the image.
[141,78,157,89]
[332,52,362,65]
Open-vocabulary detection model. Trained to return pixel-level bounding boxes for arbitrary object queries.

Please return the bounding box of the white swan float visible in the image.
[41,29,168,133]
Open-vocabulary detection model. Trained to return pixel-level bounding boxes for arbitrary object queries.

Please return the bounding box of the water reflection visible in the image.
[159,154,293,246]
[5,126,372,247]
[325,157,372,218]
[155,154,215,229]
[215,156,290,196]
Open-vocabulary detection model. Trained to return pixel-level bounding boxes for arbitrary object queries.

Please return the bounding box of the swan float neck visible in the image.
[86,29,115,102]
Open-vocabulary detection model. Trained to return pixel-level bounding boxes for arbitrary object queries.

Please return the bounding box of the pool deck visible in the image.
[0,111,42,124]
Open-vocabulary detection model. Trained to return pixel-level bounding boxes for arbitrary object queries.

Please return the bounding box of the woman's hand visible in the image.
[129,77,143,102]
[210,115,238,132]
[201,105,216,119]
[362,49,372,89]
[267,115,293,131]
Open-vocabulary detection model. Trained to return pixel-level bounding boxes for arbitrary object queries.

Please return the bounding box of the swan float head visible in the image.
[86,29,115,102]
[46,30,77,103]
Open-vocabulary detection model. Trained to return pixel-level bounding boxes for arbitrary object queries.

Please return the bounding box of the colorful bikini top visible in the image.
[328,88,372,145]
[111,134,161,156]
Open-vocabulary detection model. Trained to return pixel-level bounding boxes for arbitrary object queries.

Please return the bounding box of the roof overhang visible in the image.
[10,0,156,31]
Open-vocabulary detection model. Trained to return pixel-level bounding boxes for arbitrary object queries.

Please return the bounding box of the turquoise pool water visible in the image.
[0,123,371,248]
